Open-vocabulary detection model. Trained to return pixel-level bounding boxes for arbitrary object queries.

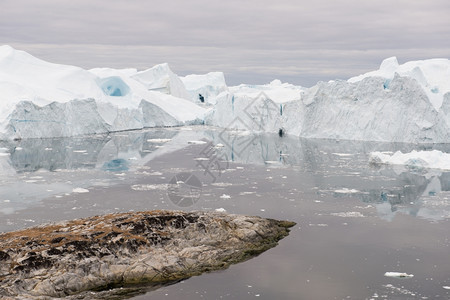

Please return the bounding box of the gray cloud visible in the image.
[1,0,449,86]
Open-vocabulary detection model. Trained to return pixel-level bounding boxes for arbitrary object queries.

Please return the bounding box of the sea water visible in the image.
[1,127,449,299]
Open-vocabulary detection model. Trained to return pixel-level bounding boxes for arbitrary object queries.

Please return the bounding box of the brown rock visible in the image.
[0,210,295,299]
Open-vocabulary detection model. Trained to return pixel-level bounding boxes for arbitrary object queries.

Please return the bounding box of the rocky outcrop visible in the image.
[0,210,294,299]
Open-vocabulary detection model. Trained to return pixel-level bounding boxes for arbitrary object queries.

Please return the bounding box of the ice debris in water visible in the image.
[334,188,360,194]
[147,138,172,143]
[188,140,208,145]
[72,187,89,193]
[220,194,231,199]
[384,272,414,278]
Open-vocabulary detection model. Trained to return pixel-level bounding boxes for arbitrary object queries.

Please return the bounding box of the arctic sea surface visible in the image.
[1,126,450,299]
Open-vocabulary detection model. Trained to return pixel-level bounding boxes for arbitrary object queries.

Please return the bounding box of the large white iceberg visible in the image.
[0,45,207,139]
[2,45,450,143]
[206,57,450,143]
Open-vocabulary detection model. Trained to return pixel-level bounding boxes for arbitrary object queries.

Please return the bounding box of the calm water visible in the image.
[1,127,450,299]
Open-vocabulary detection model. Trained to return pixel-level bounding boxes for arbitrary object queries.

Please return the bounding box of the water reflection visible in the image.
[1,127,450,222]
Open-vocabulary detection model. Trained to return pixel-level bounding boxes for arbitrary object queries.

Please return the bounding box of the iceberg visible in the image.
[370,150,450,170]
[206,57,450,143]
[0,46,207,140]
[2,45,450,143]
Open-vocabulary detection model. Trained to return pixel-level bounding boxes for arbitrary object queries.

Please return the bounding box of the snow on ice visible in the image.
[370,150,450,170]
[1,45,450,144]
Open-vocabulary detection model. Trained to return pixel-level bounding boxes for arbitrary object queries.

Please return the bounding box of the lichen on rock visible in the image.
[0,210,295,299]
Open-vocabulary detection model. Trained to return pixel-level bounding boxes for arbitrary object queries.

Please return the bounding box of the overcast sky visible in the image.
[1,0,449,86]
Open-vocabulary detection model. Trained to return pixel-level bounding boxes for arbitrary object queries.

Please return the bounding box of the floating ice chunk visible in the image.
[330,212,365,218]
[130,184,168,191]
[219,194,231,199]
[309,223,328,227]
[188,140,208,145]
[334,188,360,194]
[72,187,89,193]
[211,182,233,187]
[443,286,450,290]
[147,138,172,143]
[370,150,450,170]
[384,272,414,278]
[239,191,256,195]
[215,208,227,212]
[332,153,354,157]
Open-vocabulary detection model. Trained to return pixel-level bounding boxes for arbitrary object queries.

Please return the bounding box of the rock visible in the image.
[0,210,295,299]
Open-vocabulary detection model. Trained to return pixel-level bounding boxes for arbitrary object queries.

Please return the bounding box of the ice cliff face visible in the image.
[205,57,450,143]
[1,45,450,143]
[0,46,207,139]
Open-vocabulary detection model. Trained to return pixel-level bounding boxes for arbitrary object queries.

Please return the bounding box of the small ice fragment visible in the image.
[384,272,414,278]
[0,153,10,156]
[73,150,87,153]
[215,208,226,212]
[188,140,207,145]
[443,286,450,290]
[330,212,365,218]
[72,187,89,193]
[260,209,265,212]
[334,188,360,194]
[332,153,354,157]
[194,157,210,161]
[264,161,278,164]
[147,138,172,143]
[220,194,231,199]
[215,143,224,148]
[3,200,10,203]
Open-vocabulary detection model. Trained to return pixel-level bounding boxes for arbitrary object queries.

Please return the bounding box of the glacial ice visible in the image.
[0,46,207,139]
[2,45,450,144]
[370,150,450,170]
[98,76,131,97]
[206,57,450,143]
[181,72,229,105]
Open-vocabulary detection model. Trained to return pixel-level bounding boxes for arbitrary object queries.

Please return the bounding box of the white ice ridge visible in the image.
[370,150,450,170]
[205,56,450,142]
[2,46,450,143]
[0,45,207,139]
